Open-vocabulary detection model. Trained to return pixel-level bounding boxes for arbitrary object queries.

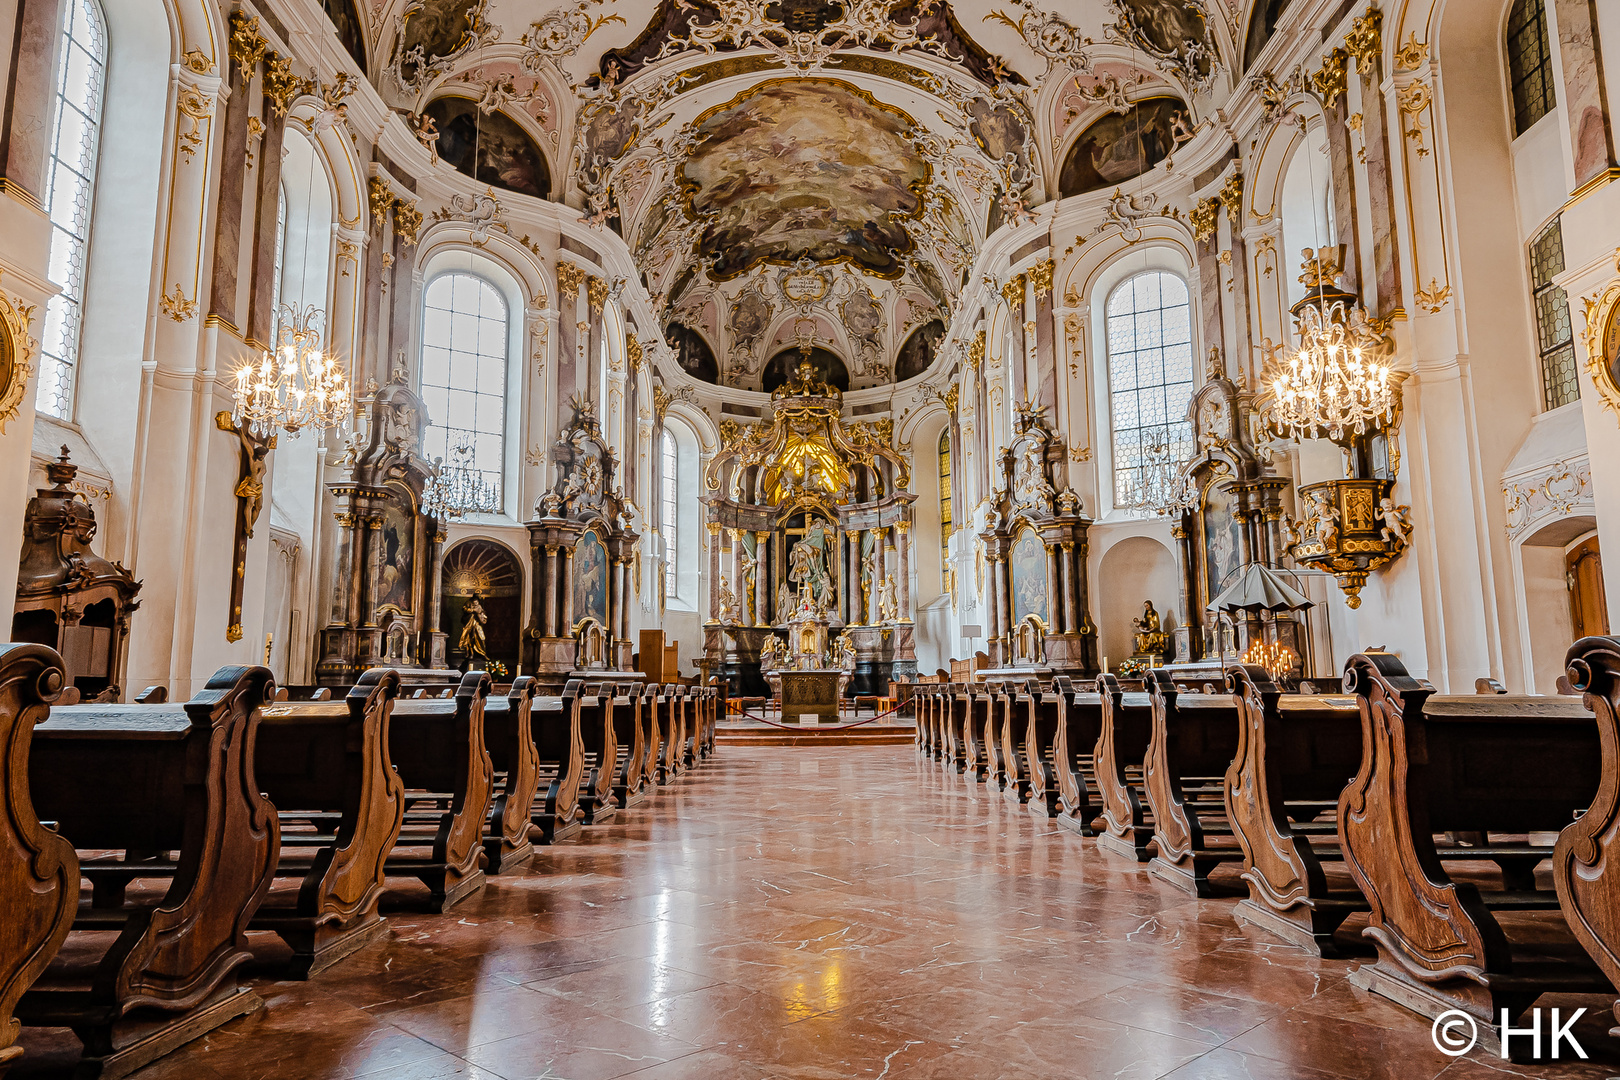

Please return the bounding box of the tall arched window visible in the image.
[1507,0,1555,136]
[36,0,107,419]
[1528,217,1577,409]
[937,427,952,587]
[1106,271,1194,508]
[661,428,679,598]
[420,272,508,511]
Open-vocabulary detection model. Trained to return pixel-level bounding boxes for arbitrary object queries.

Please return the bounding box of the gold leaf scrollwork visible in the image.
[367,177,394,231]
[1345,9,1382,75]
[0,273,38,434]
[262,52,312,117]
[587,275,608,312]
[967,329,986,370]
[1312,48,1349,108]
[625,333,642,372]
[1219,171,1244,224]
[1413,277,1452,313]
[159,283,198,322]
[1190,197,1219,243]
[1028,259,1054,299]
[182,47,215,75]
[1000,273,1025,310]
[1397,80,1433,155]
[176,86,214,160]
[557,262,587,298]
[228,11,266,71]
[392,200,423,246]
[1394,32,1429,72]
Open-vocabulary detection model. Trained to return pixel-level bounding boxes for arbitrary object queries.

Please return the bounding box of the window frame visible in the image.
[937,426,952,588]
[36,0,108,420]
[1528,216,1578,411]
[1506,0,1556,137]
[661,428,679,601]
[1103,270,1197,511]
[417,269,512,514]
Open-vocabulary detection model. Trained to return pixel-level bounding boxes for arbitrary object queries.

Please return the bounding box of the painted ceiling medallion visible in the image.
[679,79,929,279]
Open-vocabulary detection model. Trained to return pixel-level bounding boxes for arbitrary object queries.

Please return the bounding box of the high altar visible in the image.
[702,361,914,696]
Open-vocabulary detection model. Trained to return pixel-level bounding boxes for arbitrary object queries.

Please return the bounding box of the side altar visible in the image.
[700,361,914,697]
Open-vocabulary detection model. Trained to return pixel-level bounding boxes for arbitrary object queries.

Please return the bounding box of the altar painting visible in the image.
[574,531,608,626]
[1010,527,1048,626]
[377,492,417,615]
[1200,481,1243,601]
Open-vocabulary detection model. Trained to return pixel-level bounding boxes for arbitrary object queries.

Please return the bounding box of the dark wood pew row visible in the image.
[1340,650,1614,1046]
[651,685,681,785]
[0,645,78,1077]
[703,682,721,761]
[1224,664,1365,956]
[384,671,494,910]
[531,680,586,844]
[682,685,702,770]
[1052,676,1103,836]
[950,684,979,778]
[1560,637,1620,1040]
[1024,681,1063,816]
[20,665,279,1079]
[576,684,621,825]
[609,682,648,811]
[1141,670,1245,896]
[483,677,539,873]
[1092,674,1157,862]
[930,685,954,767]
[979,681,1008,790]
[994,680,1035,804]
[641,684,666,789]
[250,669,404,977]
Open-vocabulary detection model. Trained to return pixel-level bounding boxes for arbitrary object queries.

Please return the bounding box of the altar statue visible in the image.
[787,520,834,607]
[831,631,857,674]
[876,573,899,623]
[1131,600,1170,658]
[758,634,785,673]
[458,595,491,666]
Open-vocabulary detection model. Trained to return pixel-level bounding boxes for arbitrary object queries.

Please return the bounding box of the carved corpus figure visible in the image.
[459,594,490,665]
[877,573,899,623]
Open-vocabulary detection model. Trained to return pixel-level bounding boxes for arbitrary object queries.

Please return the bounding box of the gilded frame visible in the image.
[0,276,38,432]
[1582,252,1620,417]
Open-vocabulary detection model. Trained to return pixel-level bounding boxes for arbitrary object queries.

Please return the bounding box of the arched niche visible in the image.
[895,319,945,382]
[1058,96,1189,199]
[441,537,524,674]
[1096,534,1180,668]
[762,346,849,393]
[665,322,719,384]
[423,96,553,201]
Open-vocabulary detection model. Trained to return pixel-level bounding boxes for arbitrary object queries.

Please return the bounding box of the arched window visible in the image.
[1528,217,1577,409]
[1507,0,1556,136]
[661,428,679,598]
[36,0,107,419]
[1106,271,1194,508]
[420,272,509,511]
[937,427,952,586]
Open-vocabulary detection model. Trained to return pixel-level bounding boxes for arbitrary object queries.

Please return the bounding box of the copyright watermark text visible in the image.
[1431,1008,1588,1060]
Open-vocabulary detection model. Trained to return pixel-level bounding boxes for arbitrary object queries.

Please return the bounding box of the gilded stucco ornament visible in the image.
[1345,9,1382,75]
[228,11,267,72]
[1312,48,1348,108]
[1581,249,1620,417]
[1190,197,1218,243]
[263,53,313,117]
[557,262,588,299]
[0,272,37,433]
[367,177,395,231]
[391,201,423,246]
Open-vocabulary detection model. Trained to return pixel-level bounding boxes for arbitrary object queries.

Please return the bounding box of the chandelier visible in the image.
[1264,248,1396,443]
[423,440,500,521]
[1120,439,1197,517]
[231,304,351,438]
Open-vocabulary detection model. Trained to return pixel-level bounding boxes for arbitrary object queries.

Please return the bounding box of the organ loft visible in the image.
[2,0,1620,1076]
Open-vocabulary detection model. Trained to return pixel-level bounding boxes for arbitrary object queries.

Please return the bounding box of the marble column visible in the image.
[846,529,862,624]
[873,527,888,619]
[728,528,744,622]
[1060,541,1076,634]
[542,545,558,636]
[0,0,66,204]
[706,522,721,622]
[895,522,912,622]
[207,43,255,330]
[1002,275,1026,405]
[754,530,771,625]
[361,516,382,627]
[1045,542,1061,632]
[332,512,357,626]
[1554,0,1617,189]
[1322,93,1363,297]
[561,547,575,635]
[1357,47,1402,317]
[1195,227,1225,373]
[428,524,446,636]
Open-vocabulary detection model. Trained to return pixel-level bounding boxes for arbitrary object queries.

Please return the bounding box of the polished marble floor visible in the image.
[20,746,1620,1079]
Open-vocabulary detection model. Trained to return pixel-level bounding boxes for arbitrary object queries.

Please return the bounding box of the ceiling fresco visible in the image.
[679,80,929,280]
[342,0,1244,387]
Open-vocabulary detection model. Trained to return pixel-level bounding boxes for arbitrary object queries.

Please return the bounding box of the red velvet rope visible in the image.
[727,699,908,732]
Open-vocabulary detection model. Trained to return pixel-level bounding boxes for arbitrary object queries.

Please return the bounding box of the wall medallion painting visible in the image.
[1200,480,1244,602]
[1009,527,1048,627]
[377,493,418,615]
[574,530,609,628]
[1058,96,1187,198]
[423,96,551,200]
[665,322,720,384]
[680,79,928,279]
[1112,0,1218,84]
[895,320,945,381]
[396,0,485,86]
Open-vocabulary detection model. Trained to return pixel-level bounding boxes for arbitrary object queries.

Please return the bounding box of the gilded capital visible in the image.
[557,262,587,298]
[1028,259,1054,299]
[1001,274,1026,311]
[587,275,609,312]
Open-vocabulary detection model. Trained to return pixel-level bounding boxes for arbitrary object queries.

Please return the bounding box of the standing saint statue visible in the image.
[876,574,899,623]
[787,520,833,607]
[459,595,491,667]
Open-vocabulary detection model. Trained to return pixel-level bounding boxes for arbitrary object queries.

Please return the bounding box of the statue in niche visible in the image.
[716,579,739,625]
[877,573,899,623]
[859,545,877,622]
[1132,600,1171,658]
[737,544,758,623]
[758,634,785,672]
[787,520,834,606]
[832,631,857,674]
[458,594,490,667]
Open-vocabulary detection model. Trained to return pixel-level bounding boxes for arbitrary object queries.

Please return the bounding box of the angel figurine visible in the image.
[1378,497,1412,546]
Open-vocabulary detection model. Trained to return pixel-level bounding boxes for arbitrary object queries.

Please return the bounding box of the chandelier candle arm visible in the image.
[231,303,352,438]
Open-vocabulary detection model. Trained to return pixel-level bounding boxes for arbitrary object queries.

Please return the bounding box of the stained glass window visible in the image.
[1529,218,1578,410]
[36,0,107,418]
[419,273,508,511]
[1106,272,1195,508]
[1507,0,1555,137]
[661,429,679,597]
[938,427,952,587]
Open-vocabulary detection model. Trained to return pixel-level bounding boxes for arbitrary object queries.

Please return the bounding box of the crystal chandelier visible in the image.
[422,440,500,521]
[1120,440,1197,517]
[232,304,352,438]
[1264,248,1396,443]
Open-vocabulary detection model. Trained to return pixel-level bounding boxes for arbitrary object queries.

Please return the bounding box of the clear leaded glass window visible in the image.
[1529,218,1578,410]
[37,0,107,418]
[1106,272,1195,508]
[661,429,679,598]
[937,427,952,586]
[419,273,508,511]
[1507,0,1555,137]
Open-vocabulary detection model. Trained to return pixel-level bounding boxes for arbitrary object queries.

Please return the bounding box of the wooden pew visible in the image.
[21,665,279,1079]
[1559,636,1620,1040]
[1224,664,1366,956]
[1141,669,1244,896]
[944,684,971,775]
[610,682,648,810]
[980,680,1008,790]
[0,644,78,1077]
[483,676,539,873]
[386,671,493,910]
[703,681,721,760]
[1052,676,1103,836]
[927,685,949,766]
[251,668,404,976]
[1340,650,1612,1043]
[654,685,684,784]
[1092,674,1156,862]
[532,680,585,843]
[994,681,1033,802]
[1023,681,1062,817]
[576,683,620,824]
[641,684,665,789]
[960,683,990,784]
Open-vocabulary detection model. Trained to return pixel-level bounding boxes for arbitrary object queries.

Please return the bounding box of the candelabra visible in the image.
[231,304,351,438]
[1119,439,1197,517]
[422,440,500,521]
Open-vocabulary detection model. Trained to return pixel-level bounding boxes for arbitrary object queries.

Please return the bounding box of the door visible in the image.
[1568,536,1609,640]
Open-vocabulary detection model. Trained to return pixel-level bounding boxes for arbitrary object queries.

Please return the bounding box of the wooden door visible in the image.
[1568,536,1609,639]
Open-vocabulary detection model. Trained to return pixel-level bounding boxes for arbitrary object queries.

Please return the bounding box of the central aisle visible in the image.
[103,747,1586,1080]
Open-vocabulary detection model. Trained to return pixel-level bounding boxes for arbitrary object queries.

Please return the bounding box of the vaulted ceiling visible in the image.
[347,0,1246,389]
